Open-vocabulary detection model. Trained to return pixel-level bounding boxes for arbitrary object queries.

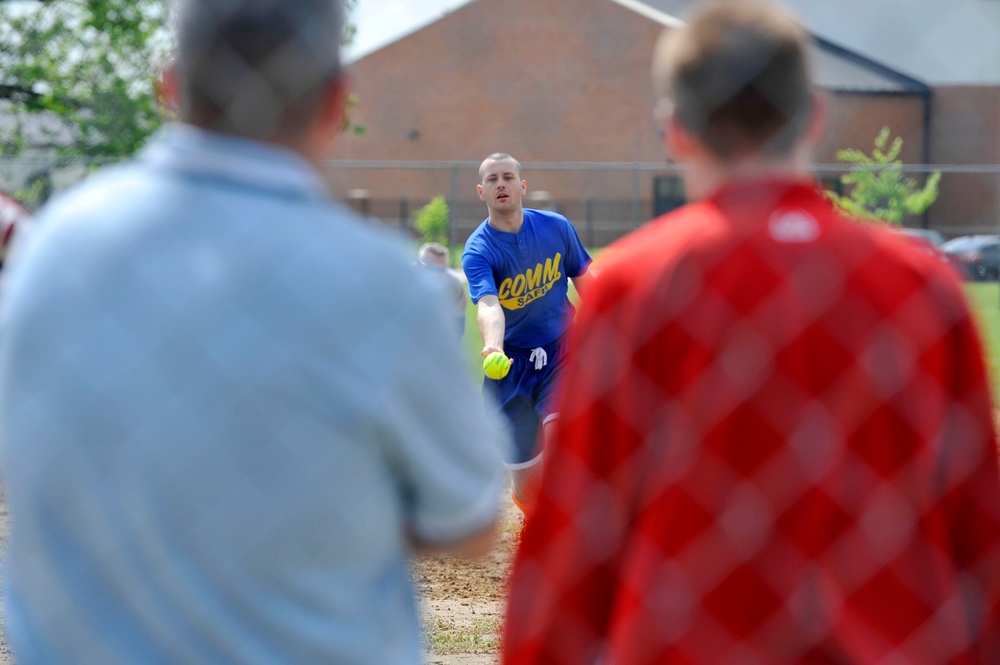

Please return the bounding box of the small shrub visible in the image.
[415,195,450,245]
[825,126,940,226]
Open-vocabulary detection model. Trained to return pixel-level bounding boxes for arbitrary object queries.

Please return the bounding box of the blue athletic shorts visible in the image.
[482,336,567,467]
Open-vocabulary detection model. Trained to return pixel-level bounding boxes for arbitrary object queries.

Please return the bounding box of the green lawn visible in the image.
[966,282,1000,404]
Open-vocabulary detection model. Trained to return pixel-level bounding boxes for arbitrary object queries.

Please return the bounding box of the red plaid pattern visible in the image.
[503,180,1000,665]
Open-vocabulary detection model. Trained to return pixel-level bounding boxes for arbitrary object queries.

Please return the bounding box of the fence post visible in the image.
[585,197,594,248]
[348,189,370,217]
[448,165,459,250]
[632,167,641,230]
[399,197,408,230]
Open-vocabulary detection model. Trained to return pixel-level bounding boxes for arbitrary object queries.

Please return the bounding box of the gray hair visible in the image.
[418,242,449,266]
[174,0,344,140]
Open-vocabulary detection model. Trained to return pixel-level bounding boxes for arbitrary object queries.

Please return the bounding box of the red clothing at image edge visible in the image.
[502,179,1000,665]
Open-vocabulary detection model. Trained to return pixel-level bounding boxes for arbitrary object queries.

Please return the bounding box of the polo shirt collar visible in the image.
[711,176,820,208]
[140,124,329,200]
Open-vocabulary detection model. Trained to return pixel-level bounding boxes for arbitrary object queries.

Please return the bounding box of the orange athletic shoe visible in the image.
[511,490,533,518]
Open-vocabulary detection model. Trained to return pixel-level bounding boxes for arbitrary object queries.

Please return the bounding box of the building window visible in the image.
[653,175,686,216]
[819,175,843,197]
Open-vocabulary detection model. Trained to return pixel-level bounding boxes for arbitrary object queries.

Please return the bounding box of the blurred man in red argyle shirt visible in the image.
[503,2,1000,663]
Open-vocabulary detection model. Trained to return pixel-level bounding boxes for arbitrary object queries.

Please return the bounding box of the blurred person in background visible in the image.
[0,1,508,664]
[418,241,468,338]
[503,2,1000,664]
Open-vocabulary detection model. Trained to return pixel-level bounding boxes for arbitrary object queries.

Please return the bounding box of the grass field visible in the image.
[966,282,1000,403]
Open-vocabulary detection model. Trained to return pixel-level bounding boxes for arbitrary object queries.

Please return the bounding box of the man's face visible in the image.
[477,158,526,213]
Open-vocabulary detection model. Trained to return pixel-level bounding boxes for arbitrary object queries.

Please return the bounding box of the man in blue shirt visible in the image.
[0,2,509,664]
[463,153,592,514]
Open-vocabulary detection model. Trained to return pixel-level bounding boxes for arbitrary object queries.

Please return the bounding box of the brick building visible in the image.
[329,0,998,243]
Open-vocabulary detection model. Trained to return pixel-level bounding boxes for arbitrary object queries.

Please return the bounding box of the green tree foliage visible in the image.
[0,0,171,158]
[826,127,940,226]
[0,0,359,159]
[415,195,450,246]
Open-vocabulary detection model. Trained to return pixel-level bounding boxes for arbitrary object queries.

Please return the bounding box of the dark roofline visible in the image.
[624,0,931,95]
[814,36,930,96]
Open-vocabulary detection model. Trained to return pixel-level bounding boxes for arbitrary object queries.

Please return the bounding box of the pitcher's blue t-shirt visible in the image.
[462,209,590,349]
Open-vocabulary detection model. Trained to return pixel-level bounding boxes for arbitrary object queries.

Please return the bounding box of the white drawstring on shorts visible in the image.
[528,347,548,371]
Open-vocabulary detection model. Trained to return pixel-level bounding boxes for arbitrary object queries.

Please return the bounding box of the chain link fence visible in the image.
[319,161,1000,248]
[3,156,998,258]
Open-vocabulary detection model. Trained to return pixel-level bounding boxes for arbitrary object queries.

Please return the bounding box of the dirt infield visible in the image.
[418,498,521,664]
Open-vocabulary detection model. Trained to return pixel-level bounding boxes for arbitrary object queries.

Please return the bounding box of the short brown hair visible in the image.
[479,153,522,182]
[653,0,813,159]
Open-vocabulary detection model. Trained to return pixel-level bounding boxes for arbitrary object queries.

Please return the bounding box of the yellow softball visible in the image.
[482,351,512,380]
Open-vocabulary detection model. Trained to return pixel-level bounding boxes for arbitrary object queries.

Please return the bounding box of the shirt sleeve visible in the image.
[923,273,1000,644]
[561,216,592,278]
[376,271,511,545]
[462,242,498,305]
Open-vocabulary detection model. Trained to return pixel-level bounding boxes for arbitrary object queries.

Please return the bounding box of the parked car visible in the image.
[897,227,946,247]
[889,226,963,276]
[941,234,999,281]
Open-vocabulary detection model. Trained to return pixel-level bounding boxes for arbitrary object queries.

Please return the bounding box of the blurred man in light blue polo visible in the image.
[0,1,509,664]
